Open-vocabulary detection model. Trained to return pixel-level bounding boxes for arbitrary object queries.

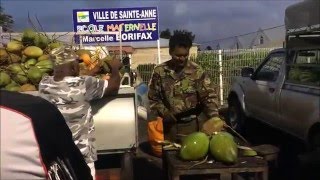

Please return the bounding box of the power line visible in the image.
[198,24,285,45]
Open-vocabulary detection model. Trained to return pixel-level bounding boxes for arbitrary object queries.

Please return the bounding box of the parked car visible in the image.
[227,46,319,148]
[227,0,320,149]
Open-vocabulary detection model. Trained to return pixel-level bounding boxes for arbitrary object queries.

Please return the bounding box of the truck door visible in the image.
[279,49,320,139]
[245,52,285,124]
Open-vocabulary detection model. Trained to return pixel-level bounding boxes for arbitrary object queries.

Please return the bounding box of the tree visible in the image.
[0,6,14,32]
[160,29,196,42]
[160,28,171,39]
[206,46,212,50]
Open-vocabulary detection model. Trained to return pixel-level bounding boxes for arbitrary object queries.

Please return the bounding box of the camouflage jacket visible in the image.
[148,60,219,121]
[39,76,108,163]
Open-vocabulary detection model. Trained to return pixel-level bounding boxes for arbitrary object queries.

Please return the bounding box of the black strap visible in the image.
[0,91,92,180]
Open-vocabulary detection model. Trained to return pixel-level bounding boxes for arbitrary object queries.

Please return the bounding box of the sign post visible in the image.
[119,26,122,60]
[157,39,161,64]
[72,7,159,45]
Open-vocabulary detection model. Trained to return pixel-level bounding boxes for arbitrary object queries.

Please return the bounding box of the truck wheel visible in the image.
[227,98,245,133]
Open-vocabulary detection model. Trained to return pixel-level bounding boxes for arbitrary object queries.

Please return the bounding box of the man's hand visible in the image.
[163,111,177,123]
[104,59,122,96]
[106,58,123,72]
[201,117,225,135]
[101,73,111,80]
[86,61,102,76]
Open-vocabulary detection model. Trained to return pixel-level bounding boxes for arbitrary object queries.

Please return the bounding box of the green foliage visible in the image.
[0,6,14,32]
[160,28,171,39]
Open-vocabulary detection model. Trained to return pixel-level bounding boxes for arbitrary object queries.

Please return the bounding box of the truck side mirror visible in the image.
[241,67,254,77]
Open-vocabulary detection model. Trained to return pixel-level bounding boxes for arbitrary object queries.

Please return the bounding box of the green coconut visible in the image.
[21,29,36,46]
[0,71,11,87]
[24,59,38,69]
[27,67,43,84]
[209,132,238,164]
[179,132,210,161]
[35,59,53,73]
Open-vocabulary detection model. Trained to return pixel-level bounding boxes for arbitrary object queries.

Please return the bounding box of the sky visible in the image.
[1,0,300,46]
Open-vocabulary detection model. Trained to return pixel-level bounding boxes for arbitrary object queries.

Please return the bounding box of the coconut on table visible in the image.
[0,28,121,92]
[0,29,57,92]
[162,121,269,180]
[2,29,141,166]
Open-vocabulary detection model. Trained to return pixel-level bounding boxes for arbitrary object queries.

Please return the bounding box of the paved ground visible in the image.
[242,118,320,180]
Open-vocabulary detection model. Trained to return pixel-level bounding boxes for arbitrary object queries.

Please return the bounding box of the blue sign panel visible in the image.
[72,7,159,44]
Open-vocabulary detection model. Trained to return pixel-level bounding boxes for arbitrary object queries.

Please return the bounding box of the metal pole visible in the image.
[157,39,161,64]
[79,34,83,49]
[119,26,122,60]
[0,26,3,46]
[218,49,224,106]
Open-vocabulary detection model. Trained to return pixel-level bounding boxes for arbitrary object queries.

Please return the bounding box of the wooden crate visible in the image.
[164,150,268,180]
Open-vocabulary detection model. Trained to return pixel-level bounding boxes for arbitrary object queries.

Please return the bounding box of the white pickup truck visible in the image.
[227,0,320,149]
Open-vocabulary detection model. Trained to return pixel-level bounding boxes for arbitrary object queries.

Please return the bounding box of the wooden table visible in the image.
[164,150,268,180]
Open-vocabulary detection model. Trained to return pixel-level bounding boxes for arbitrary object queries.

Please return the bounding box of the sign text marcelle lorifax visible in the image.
[81,32,153,43]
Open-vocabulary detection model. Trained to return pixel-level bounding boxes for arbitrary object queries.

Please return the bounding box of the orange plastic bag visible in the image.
[147,117,164,157]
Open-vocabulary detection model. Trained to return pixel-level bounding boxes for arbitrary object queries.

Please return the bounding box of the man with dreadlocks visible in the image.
[148,32,221,143]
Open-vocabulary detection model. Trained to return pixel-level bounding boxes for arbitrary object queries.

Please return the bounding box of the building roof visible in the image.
[207,26,285,50]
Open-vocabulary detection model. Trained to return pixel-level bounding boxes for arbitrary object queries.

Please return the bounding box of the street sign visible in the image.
[72,7,159,44]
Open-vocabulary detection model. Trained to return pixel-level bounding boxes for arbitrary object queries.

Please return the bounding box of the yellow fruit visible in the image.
[80,53,91,65]
[38,54,50,61]
[202,117,225,135]
[24,46,43,58]
[0,49,9,64]
[6,41,24,53]
[76,49,92,57]
[20,83,37,92]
